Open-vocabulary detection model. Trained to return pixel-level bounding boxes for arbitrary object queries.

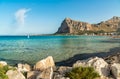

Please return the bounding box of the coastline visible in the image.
[1,46,120,67]
[1,46,120,79]
[56,47,120,66]
[0,37,119,79]
[112,35,120,38]
[0,35,119,66]
[0,34,119,39]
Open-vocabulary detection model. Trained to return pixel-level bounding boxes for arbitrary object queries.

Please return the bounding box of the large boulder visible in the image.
[53,66,71,79]
[111,63,120,79]
[87,57,109,78]
[57,66,72,75]
[104,53,120,64]
[34,56,55,71]
[17,63,31,72]
[73,57,109,78]
[53,73,70,79]
[36,67,53,79]
[73,60,87,67]
[6,70,26,79]
[0,61,7,66]
[27,71,40,79]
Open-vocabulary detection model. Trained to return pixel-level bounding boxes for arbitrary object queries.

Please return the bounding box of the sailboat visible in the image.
[27,35,30,38]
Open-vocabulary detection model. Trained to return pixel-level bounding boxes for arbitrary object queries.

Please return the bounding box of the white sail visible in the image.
[27,35,30,38]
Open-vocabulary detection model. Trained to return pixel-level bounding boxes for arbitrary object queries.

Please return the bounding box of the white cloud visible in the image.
[15,8,31,26]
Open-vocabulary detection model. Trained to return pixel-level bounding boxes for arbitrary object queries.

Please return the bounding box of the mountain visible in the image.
[56,16,120,34]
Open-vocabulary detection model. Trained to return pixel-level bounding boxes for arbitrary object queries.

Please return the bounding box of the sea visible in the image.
[0,35,119,65]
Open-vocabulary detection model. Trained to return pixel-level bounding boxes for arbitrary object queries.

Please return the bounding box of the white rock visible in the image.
[0,61,7,66]
[36,67,53,79]
[73,57,109,78]
[27,71,40,79]
[73,60,87,67]
[87,57,109,78]
[111,63,120,79]
[34,56,55,71]
[58,66,72,74]
[6,70,26,79]
[18,63,31,72]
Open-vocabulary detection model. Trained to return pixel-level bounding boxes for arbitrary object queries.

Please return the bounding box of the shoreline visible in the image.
[0,47,120,79]
[0,46,120,79]
[0,35,119,66]
[0,46,120,67]
[56,47,120,66]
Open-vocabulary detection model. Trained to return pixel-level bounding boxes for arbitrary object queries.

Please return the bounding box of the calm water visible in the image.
[0,35,119,65]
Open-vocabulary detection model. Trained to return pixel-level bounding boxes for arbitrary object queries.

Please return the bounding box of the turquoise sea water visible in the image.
[0,35,119,65]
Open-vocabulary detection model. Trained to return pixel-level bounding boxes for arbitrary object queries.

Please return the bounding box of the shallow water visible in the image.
[0,35,119,65]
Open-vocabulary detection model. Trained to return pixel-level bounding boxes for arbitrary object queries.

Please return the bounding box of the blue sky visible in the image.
[0,0,120,35]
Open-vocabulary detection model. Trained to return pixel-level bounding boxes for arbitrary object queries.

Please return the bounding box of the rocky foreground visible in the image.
[1,53,120,79]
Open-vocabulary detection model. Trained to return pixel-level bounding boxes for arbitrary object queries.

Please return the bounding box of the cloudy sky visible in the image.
[0,0,120,35]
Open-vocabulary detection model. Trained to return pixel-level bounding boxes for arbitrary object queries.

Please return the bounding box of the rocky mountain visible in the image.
[56,16,120,34]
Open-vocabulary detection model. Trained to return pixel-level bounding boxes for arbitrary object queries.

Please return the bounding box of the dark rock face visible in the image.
[56,16,120,34]
[104,53,120,64]
[57,18,92,34]
[57,18,71,33]
[53,66,72,79]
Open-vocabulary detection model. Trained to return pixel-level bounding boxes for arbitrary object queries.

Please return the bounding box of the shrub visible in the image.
[0,72,8,79]
[65,66,100,79]
[0,65,9,79]
[0,64,16,79]
[22,72,27,78]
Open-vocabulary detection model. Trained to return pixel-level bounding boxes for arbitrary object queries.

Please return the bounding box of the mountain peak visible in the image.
[112,16,120,20]
[56,16,120,34]
[107,16,120,22]
[64,17,71,21]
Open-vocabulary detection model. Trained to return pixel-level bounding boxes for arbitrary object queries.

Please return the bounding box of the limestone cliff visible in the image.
[56,16,120,34]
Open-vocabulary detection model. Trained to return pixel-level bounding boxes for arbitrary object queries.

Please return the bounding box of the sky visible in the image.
[0,0,120,35]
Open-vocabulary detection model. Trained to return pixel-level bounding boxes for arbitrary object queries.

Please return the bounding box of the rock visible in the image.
[53,66,71,79]
[55,77,70,79]
[56,16,120,34]
[53,74,70,79]
[58,66,72,75]
[105,16,120,24]
[36,67,53,79]
[73,60,87,67]
[27,71,40,79]
[6,70,26,79]
[56,18,92,34]
[53,72,64,79]
[0,61,7,66]
[34,56,55,71]
[18,63,31,72]
[87,57,110,78]
[111,63,120,79]
[73,57,109,78]
[104,53,120,64]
